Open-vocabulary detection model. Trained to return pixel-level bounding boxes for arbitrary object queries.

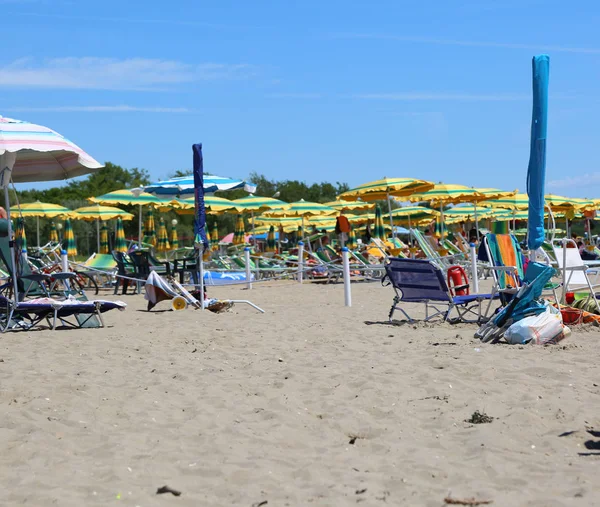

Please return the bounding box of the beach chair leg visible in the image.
[388,295,400,322]
[229,300,265,313]
[95,302,105,328]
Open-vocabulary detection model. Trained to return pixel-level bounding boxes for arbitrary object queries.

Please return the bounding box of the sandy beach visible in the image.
[0,280,599,506]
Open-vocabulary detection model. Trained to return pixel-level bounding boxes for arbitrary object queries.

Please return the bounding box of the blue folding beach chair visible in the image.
[383,257,498,323]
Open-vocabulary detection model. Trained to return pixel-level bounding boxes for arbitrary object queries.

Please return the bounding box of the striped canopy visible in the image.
[49,222,59,243]
[545,194,595,212]
[71,204,134,221]
[339,177,434,202]
[233,215,246,245]
[64,219,77,256]
[0,116,103,182]
[479,193,529,210]
[175,195,242,214]
[145,175,257,198]
[443,206,497,221]
[10,200,72,217]
[408,184,486,205]
[156,218,170,252]
[391,205,440,223]
[170,220,179,250]
[373,205,385,239]
[262,199,336,217]
[143,208,157,246]
[324,199,375,212]
[232,195,290,212]
[114,218,127,252]
[89,189,169,206]
[99,222,109,254]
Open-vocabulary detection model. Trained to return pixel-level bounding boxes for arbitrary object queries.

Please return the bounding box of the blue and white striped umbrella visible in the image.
[145,175,256,198]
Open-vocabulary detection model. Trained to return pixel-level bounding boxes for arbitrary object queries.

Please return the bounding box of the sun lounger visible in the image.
[383,257,498,323]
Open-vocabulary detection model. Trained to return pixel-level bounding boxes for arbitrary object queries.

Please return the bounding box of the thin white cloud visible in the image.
[0,57,255,91]
[268,92,324,99]
[3,105,194,113]
[547,173,600,189]
[332,33,600,55]
[353,92,529,101]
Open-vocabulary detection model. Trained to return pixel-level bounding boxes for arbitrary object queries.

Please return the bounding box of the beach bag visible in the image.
[504,304,567,345]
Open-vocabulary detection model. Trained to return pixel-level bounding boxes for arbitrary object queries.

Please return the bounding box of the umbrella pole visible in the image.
[36,216,40,247]
[4,185,19,301]
[387,191,395,238]
[138,204,143,247]
[96,219,100,253]
[474,204,480,243]
[565,216,569,239]
[440,204,445,242]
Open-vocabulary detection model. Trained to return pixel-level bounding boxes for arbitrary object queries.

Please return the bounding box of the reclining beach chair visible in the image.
[475,262,555,343]
[410,229,465,270]
[382,257,497,323]
[552,239,600,312]
[483,233,558,304]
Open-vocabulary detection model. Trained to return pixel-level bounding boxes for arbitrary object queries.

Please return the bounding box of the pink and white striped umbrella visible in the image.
[0,116,103,182]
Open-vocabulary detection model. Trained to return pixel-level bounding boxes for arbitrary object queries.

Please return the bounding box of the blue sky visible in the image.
[2,0,600,197]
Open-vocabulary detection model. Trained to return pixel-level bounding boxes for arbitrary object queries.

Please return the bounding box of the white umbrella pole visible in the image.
[96,219,100,253]
[138,204,143,247]
[387,191,395,238]
[36,216,40,247]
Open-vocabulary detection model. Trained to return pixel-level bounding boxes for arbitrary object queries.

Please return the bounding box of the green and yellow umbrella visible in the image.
[99,221,109,254]
[233,215,246,245]
[210,222,219,251]
[255,215,303,231]
[391,206,440,226]
[49,222,59,243]
[72,204,134,253]
[170,219,179,250]
[479,193,529,210]
[115,217,127,253]
[373,204,385,239]
[266,225,276,252]
[143,208,157,247]
[64,218,77,256]
[262,199,335,240]
[232,195,289,212]
[346,226,357,250]
[324,199,375,212]
[10,200,73,247]
[339,177,435,202]
[156,217,170,253]
[175,195,242,215]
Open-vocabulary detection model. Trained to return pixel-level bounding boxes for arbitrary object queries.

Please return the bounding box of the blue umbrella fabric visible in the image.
[526,55,550,251]
[145,174,257,198]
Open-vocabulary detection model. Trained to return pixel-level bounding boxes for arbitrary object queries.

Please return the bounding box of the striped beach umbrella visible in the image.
[71,204,134,253]
[232,194,290,212]
[324,200,375,212]
[156,217,170,252]
[143,208,157,247]
[115,217,127,252]
[175,195,243,214]
[339,177,435,202]
[64,219,77,256]
[233,215,246,245]
[10,200,73,247]
[170,220,179,250]
[479,193,529,210]
[210,222,219,251]
[145,174,257,198]
[263,199,336,218]
[346,226,357,250]
[373,205,385,239]
[99,221,109,254]
[49,222,59,243]
[266,225,276,252]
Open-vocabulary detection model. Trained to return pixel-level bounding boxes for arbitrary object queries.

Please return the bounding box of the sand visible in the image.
[0,280,599,506]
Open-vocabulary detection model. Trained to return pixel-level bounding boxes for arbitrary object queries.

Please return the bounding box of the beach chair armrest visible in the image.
[486,266,518,273]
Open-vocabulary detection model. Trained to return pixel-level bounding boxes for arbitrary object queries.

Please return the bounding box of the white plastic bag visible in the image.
[504,304,565,345]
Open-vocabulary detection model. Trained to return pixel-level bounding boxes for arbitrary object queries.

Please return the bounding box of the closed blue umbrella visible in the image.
[527,55,550,251]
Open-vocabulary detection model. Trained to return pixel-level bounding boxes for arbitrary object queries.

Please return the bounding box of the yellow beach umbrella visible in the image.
[64,218,78,256]
[170,219,179,250]
[72,204,134,253]
[10,200,73,247]
[232,194,290,236]
[174,195,243,215]
[262,199,335,240]
[99,221,109,254]
[156,217,170,252]
[324,199,375,212]
[210,222,219,251]
[49,222,59,243]
[233,215,246,245]
[339,177,434,202]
